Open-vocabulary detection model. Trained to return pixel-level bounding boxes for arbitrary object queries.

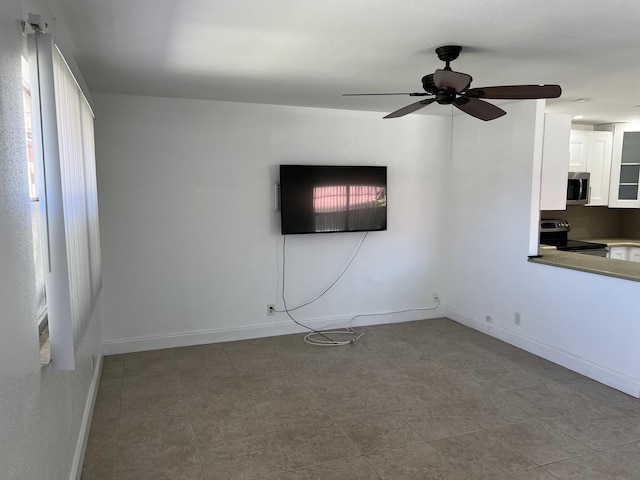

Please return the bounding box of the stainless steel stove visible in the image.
[540,219,608,257]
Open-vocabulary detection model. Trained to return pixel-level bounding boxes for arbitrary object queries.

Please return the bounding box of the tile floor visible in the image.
[82,318,640,480]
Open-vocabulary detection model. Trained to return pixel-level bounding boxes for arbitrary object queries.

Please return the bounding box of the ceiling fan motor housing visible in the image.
[435,90,456,105]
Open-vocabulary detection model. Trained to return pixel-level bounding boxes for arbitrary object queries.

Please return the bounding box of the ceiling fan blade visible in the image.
[384,98,436,119]
[453,97,506,121]
[463,85,562,99]
[433,69,472,92]
[343,92,428,96]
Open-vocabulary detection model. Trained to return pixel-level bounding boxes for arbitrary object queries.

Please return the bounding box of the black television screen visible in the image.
[279,165,387,235]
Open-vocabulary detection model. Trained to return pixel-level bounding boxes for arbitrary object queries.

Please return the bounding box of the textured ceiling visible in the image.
[48,0,640,125]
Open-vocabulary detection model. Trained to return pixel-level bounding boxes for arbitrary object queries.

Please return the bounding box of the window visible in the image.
[26,29,102,370]
[22,56,48,332]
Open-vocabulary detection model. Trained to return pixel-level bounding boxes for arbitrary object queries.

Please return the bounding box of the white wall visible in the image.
[445,100,640,397]
[94,94,449,353]
[0,1,103,479]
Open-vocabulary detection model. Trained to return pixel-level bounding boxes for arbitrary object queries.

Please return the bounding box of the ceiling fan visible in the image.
[344,45,561,121]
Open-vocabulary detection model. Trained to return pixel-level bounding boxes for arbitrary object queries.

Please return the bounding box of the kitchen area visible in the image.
[534,118,640,280]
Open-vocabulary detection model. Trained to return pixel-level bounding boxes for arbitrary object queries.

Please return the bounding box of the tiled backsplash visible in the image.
[541,206,640,240]
[620,210,640,238]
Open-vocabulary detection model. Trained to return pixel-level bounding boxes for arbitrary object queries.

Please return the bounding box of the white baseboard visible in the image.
[102,307,446,355]
[446,306,640,398]
[70,354,103,480]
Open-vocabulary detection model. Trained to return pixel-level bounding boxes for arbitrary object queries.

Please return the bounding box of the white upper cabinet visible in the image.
[608,123,640,208]
[569,130,588,172]
[585,131,613,206]
[540,114,571,211]
[569,129,613,207]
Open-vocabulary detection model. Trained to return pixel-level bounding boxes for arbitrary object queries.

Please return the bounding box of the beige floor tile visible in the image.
[231,356,292,380]
[179,362,240,394]
[431,429,537,479]
[101,358,123,380]
[366,376,444,412]
[494,467,563,479]
[290,456,381,479]
[453,364,547,393]
[82,421,118,476]
[388,355,459,383]
[116,416,202,480]
[258,474,294,480]
[115,454,203,480]
[510,357,581,383]
[543,453,638,480]
[174,343,229,369]
[595,440,640,473]
[122,355,179,378]
[541,408,640,450]
[81,463,116,480]
[117,415,195,455]
[360,333,425,360]
[598,403,640,432]
[311,383,389,419]
[272,423,360,470]
[489,419,594,465]
[427,346,501,371]
[501,382,598,417]
[198,434,288,480]
[254,393,333,432]
[559,377,637,407]
[190,409,268,446]
[97,377,122,398]
[184,382,256,421]
[121,370,181,397]
[119,389,187,425]
[120,348,176,362]
[364,442,467,480]
[339,412,424,454]
[396,400,484,442]
[84,319,640,480]
[448,393,534,429]
[277,353,343,375]
[242,375,313,403]
[267,333,333,357]
[221,337,276,359]
[91,379,121,430]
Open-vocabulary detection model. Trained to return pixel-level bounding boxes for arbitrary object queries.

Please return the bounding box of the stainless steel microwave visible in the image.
[567,172,590,205]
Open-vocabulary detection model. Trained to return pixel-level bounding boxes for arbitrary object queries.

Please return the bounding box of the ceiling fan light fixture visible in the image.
[343,45,562,121]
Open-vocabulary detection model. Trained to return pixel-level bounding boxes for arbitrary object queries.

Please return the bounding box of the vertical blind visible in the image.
[52,46,102,354]
[30,32,102,369]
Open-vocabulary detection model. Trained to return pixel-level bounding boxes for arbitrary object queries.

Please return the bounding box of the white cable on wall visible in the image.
[277,232,442,346]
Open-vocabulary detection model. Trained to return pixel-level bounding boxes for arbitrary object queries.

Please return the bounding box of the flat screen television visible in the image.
[279,165,387,235]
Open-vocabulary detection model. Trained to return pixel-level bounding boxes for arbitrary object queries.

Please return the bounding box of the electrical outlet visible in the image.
[485,315,492,323]
[267,304,275,316]
[514,312,521,325]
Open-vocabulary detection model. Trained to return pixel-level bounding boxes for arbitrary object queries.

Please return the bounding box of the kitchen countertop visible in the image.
[530,249,640,282]
[575,237,640,248]
[530,240,640,282]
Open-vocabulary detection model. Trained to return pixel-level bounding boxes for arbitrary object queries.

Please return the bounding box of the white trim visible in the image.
[445,306,640,398]
[103,308,446,355]
[69,354,103,480]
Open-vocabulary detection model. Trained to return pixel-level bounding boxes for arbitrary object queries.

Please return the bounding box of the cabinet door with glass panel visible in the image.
[609,123,640,208]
